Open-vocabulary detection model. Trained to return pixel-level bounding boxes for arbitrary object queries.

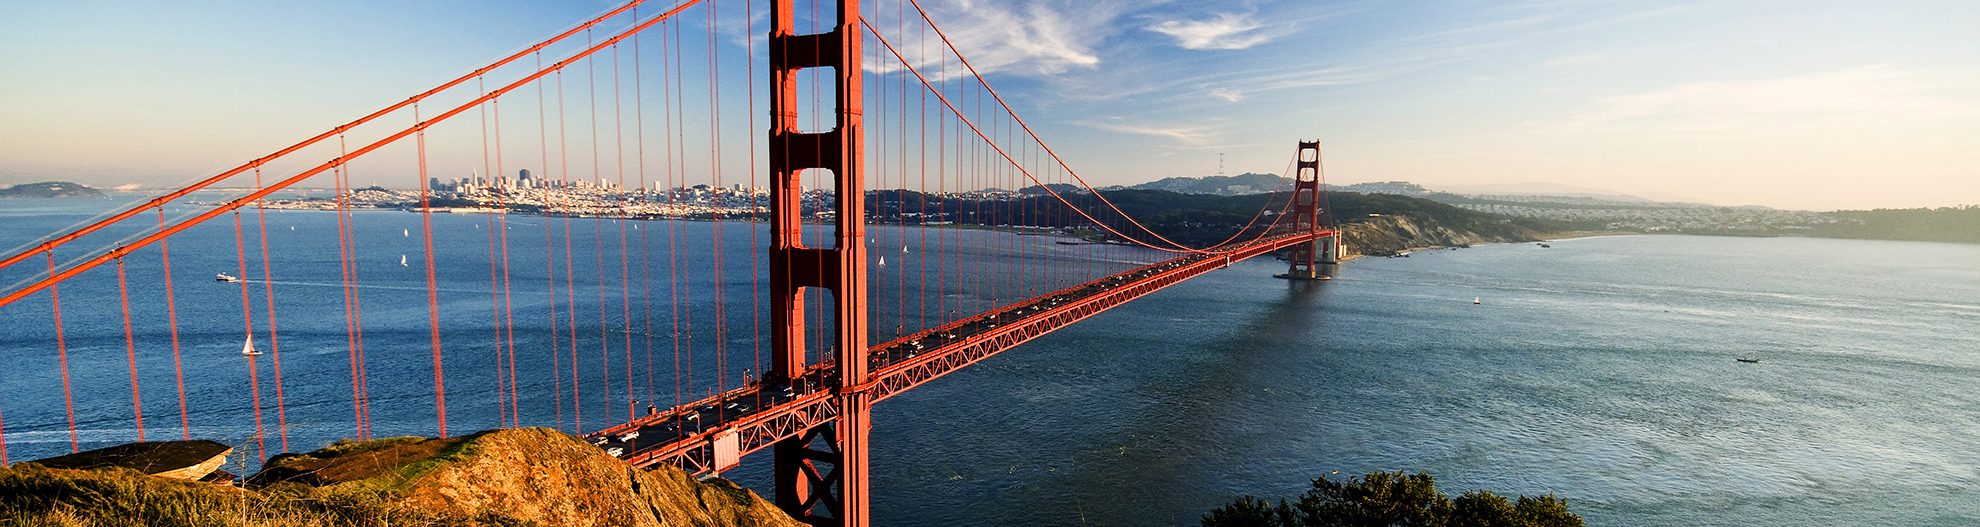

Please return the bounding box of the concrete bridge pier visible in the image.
[1276,235,1339,281]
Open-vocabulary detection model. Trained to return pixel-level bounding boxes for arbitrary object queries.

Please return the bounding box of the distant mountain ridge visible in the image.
[1119,173,1292,196]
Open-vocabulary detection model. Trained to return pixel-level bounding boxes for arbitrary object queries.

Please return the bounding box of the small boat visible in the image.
[400,254,409,267]
[402,228,409,237]
[215,273,240,283]
[1736,358,1760,364]
[877,256,887,267]
[240,335,263,356]
[1473,297,1482,305]
[1537,243,1552,248]
[901,246,909,253]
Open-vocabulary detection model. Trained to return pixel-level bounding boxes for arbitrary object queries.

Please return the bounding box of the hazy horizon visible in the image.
[3,1,1976,211]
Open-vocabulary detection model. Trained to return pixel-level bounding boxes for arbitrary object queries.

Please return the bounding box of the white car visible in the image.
[618,431,640,442]
[606,447,625,457]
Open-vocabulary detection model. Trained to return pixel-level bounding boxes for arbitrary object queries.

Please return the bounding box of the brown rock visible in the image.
[30,440,232,481]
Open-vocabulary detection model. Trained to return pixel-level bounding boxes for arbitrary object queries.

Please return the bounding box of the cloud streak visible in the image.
[1532,66,1980,136]
[1083,120,1217,146]
[862,1,1139,78]
[1145,12,1289,50]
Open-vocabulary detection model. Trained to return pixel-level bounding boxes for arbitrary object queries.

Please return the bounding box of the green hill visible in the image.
[1814,206,1980,244]
[0,181,104,198]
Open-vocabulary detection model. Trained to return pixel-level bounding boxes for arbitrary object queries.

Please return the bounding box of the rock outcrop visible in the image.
[28,440,232,481]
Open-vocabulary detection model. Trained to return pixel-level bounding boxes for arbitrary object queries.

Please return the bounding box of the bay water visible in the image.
[3,196,1977,525]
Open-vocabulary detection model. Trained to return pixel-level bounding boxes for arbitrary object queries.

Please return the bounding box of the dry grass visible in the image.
[0,463,449,527]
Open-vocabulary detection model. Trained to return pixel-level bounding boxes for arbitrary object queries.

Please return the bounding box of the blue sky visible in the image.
[2,1,1976,210]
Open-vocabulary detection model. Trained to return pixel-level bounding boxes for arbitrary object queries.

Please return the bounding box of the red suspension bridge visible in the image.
[0,1,1339,525]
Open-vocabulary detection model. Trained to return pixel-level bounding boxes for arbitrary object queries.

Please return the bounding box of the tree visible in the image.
[1203,471,1582,527]
[1203,496,1284,527]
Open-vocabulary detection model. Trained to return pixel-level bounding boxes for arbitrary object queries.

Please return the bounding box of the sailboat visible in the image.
[1473,297,1482,305]
[878,256,887,267]
[400,254,409,267]
[241,335,263,356]
[402,228,409,237]
[901,245,909,254]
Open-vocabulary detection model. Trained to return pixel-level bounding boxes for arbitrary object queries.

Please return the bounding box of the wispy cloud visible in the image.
[1207,88,1244,102]
[1083,120,1217,146]
[1089,10,1555,104]
[863,1,1140,78]
[1532,66,1980,135]
[1145,12,1290,50]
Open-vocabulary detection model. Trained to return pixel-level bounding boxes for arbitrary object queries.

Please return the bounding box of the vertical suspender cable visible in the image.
[746,0,763,405]
[333,137,368,440]
[48,253,77,452]
[588,30,615,427]
[558,69,584,433]
[673,17,696,406]
[634,13,660,410]
[538,52,567,432]
[230,212,266,458]
[156,209,190,440]
[481,78,510,429]
[663,18,684,427]
[707,0,727,403]
[605,41,629,421]
[114,258,145,442]
[250,168,289,451]
[494,100,522,428]
[416,105,449,438]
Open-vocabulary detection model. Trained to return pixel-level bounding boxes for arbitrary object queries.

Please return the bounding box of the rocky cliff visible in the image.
[1,428,802,527]
[1338,214,1541,258]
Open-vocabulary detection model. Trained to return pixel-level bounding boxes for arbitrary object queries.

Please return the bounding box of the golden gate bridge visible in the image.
[0,1,1339,525]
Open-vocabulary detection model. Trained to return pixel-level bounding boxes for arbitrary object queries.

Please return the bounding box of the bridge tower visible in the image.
[1279,140,1335,280]
[767,0,869,525]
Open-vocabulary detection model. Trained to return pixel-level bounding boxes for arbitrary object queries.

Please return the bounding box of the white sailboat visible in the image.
[241,335,263,356]
[402,228,409,237]
[400,254,409,267]
[1473,296,1482,305]
[878,256,887,267]
[901,245,909,254]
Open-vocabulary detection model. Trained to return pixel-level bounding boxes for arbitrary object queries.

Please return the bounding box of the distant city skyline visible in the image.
[2,1,1976,211]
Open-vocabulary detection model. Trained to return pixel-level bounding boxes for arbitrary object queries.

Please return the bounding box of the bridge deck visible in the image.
[587,231,1331,474]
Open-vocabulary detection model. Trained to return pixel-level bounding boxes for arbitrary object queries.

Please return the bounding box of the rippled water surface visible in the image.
[836,234,1980,526]
[4,197,1977,526]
